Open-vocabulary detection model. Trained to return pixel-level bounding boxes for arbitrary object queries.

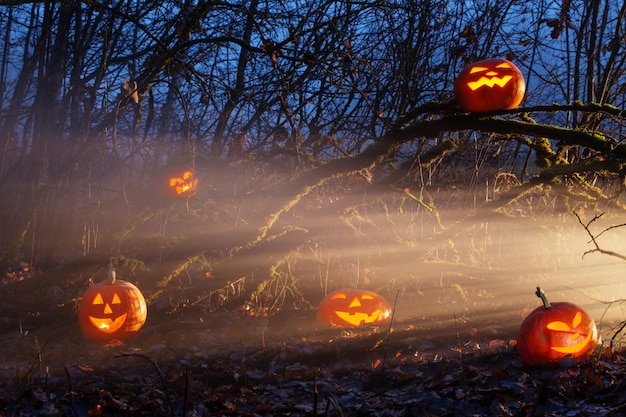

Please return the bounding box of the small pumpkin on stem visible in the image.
[516,287,597,364]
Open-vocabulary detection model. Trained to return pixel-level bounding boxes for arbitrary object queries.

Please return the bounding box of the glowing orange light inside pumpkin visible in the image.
[317,288,391,327]
[516,287,597,364]
[454,58,526,113]
[466,62,515,90]
[546,312,594,354]
[78,273,147,342]
[88,292,127,332]
[169,170,198,197]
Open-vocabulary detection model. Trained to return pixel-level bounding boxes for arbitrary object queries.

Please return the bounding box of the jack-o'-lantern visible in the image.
[78,271,147,341]
[317,288,391,327]
[454,58,525,112]
[516,287,597,364]
[167,169,198,198]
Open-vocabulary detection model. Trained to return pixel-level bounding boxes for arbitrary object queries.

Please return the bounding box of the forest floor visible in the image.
[1,285,626,417]
[2,220,626,417]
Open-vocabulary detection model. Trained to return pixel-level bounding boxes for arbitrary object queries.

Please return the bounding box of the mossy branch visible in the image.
[150,252,209,300]
[200,102,626,303]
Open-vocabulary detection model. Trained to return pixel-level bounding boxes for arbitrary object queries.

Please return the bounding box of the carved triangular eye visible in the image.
[112,293,122,304]
[331,293,347,299]
[92,293,104,305]
[496,62,512,69]
[469,66,488,74]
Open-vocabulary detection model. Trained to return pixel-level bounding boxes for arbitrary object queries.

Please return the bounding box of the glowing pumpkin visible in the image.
[78,271,147,341]
[516,287,597,364]
[167,169,198,198]
[317,288,391,327]
[454,58,525,112]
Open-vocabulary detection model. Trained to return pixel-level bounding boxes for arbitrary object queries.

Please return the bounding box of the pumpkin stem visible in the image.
[109,268,117,284]
[535,286,552,309]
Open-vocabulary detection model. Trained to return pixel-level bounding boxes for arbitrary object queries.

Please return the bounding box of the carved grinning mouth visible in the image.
[546,311,594,354]
[88,313,128,333]
[335,309,381,326]
[170,171,196,195]
[467,75,513,91]
[550,332,592,354]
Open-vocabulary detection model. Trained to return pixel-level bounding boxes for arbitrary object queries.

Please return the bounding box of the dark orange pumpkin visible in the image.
[317,288,391,327]
[454,58,525,112]
[167,169,198,198]
[78,271,147,341]
[516,287,597,364]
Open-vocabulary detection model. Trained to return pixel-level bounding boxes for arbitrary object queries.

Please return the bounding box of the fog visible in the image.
[273,190,626,345]
[9,161,626,350]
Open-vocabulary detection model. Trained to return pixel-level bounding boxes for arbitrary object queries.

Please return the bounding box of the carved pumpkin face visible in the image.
[517,300,598,364]
[454,58,525,112]
[78,278,147,341]
[317,288,391,327]
[167,169,198,198]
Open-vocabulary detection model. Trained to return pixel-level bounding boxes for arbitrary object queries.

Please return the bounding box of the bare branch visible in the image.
[574,211,626,262]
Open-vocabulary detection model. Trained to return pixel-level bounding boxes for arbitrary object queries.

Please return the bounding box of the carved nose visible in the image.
[348,298,362,308]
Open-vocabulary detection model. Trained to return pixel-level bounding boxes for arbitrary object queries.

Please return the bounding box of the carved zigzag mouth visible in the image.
[335,309,381,326]
[468,75,513,91]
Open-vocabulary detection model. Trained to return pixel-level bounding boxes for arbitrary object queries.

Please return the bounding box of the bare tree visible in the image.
[0,0,626,318]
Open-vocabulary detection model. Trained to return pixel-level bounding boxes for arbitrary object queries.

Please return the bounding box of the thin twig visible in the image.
[313,374,318,417]
[182,367,189,417]
[115,352,166,378]
[64,366,79,417]
[573,211,626,347]
[20,338,48,387]
[114,352,173,414]
[380,289,399,373]
[574,211,626,262]
[454,313,462,360]
[324,393,344,417]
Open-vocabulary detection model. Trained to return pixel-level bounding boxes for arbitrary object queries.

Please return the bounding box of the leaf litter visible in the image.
[1,312,626,417]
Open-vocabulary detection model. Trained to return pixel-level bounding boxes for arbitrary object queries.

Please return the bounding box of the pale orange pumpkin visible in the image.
[317,288,391,327]
[78,271,147,341]
[454,58,525,112]
[516,287,597,364]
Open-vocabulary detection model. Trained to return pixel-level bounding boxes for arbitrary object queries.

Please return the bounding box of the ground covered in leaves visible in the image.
[1,307,626,417]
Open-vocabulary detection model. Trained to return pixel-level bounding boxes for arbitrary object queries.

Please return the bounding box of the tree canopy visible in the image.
[0,0,626,311]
